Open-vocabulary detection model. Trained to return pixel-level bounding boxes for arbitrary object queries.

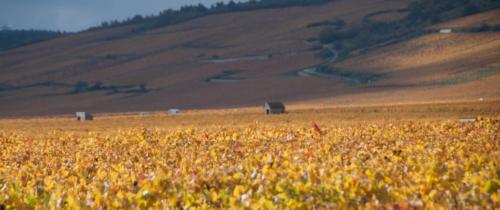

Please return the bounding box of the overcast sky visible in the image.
[0,0,245,32]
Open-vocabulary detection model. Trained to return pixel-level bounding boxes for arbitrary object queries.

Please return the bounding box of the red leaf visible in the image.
[312,122,323,135]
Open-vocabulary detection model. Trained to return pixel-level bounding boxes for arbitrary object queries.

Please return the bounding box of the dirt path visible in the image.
[323,44,338,64]
[199,54,271,64]
[293,43,340,79]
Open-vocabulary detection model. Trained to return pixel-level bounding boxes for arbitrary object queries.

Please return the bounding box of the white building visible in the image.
[76,112,93,121]
[168,109,180,115]
[440,29,452,33]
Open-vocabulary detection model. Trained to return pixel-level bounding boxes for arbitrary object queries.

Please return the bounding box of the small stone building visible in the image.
[459,118,476,123]
[264,102,285,115]
[76,112,93,121]
[440,29,452,33]
[168,109,180,115]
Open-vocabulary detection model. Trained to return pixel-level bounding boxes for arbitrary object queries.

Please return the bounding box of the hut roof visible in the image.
[265,102,285,109]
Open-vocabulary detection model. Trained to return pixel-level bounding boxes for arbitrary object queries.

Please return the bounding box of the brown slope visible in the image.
[0,0,412,117]
[319,10,500,106]
[3,0,498,117]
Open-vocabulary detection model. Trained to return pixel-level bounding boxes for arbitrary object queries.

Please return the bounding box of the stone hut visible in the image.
[264,102,285,115]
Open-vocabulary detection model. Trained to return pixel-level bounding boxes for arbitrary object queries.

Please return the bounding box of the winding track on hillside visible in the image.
[327,47,338,64]
[294,43,341,78]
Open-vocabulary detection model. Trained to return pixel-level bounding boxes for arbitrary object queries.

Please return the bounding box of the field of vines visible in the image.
[0,105,499,209]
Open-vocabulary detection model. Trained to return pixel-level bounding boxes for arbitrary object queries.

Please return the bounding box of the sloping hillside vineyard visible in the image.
[1,0,499,116]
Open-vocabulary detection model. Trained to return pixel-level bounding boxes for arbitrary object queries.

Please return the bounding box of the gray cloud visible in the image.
[0,0,243,32]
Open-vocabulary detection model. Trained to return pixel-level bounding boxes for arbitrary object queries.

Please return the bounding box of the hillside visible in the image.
[1,0,499,117]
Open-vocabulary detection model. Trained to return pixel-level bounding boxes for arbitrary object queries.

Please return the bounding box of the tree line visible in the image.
[0,26,66,51]
[90,0,334,32]
[1,0,335,51]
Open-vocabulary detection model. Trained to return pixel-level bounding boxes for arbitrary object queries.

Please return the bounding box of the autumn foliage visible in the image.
[0,118,498,209]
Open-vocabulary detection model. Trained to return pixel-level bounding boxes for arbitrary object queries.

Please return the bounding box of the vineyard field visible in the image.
[0,101,499,209]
